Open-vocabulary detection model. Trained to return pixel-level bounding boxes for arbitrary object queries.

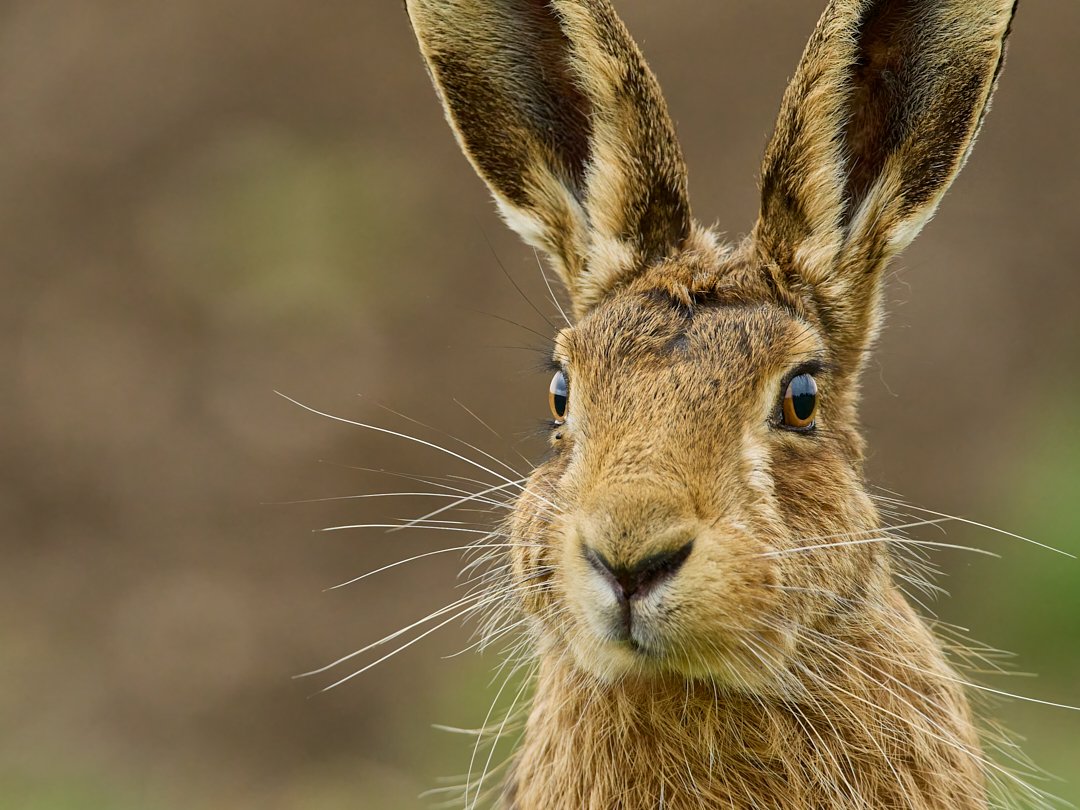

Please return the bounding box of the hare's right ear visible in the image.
[754,0,1015,371]
[406,0,693,318]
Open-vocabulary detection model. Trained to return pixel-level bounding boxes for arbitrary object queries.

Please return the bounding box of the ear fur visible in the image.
[754,0,1016,370]
[405,0,695,317]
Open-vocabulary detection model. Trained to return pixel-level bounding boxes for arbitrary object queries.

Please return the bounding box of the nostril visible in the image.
[583,540,694,600]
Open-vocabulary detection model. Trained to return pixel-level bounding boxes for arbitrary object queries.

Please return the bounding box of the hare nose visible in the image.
[584,540,694,601]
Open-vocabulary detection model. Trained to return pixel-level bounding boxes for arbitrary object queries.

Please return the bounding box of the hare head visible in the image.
[405,0,1019,804]
[407,0,1013,687]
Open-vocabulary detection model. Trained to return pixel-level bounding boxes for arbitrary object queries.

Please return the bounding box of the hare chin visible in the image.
[560,616,796,695]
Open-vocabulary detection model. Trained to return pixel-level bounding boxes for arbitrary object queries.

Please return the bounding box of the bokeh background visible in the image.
[3,1,1079,808]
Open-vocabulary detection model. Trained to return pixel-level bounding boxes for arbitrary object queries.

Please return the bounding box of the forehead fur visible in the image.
[554,252,824,380]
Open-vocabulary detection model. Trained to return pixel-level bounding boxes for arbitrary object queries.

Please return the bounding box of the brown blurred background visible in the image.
[2,2,1079,808]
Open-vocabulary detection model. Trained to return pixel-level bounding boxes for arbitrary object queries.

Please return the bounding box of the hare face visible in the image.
[507,265,882,688]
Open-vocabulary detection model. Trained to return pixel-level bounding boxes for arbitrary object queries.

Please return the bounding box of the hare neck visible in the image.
[502,595,985,810]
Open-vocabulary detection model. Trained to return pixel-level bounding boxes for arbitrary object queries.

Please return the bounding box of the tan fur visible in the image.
[405,0,1022,807]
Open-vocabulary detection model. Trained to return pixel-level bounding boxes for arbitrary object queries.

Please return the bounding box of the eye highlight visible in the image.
[782,373,818,430]
[549,370,568,424]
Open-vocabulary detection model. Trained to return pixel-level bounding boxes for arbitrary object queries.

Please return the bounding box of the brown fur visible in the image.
[405,0,1023,807]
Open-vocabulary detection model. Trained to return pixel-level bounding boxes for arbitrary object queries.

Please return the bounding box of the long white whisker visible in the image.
[782,628,1056,803]
[760,536,999,558]
[296,591,488,678]
[446,615,532,659]
[317,601,493,692]
[798,517,953,543]
[318,582,549,693]
[804,621,1080,714]
[391,478,531,533]
[535,249,571,328]
[270,491,513,509]
[871,496,1075,558]
[464,657,531,807]
[453,397,536,473]
[470,663,533,809]
[326,543,540,591]
[319,523,498,536]
[276,393,544,500]
[371,398,526,482]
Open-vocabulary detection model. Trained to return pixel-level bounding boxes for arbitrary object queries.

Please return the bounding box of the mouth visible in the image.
[600,629,658,658]
[574,626,780,692]
[604,607,671,657]
[568,600,690,681]
[566,594,792,690]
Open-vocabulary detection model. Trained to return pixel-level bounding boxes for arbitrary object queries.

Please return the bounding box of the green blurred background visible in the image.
[2,1,1078,808]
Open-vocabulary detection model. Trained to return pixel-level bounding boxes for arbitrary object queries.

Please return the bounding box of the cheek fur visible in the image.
[741,428,777,498]
[667,524,783,636]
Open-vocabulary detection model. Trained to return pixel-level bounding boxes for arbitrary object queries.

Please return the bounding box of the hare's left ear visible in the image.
[754,0,1016,370]
[406,0,694,318]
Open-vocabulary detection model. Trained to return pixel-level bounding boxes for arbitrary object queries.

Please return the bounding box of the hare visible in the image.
[400,0,1032,807]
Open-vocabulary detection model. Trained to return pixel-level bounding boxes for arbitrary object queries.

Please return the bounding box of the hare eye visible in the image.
[549,371,568,423]
[782,373,818,430]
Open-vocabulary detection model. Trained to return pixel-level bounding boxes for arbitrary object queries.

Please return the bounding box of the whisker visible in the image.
[370,397,526,483]
[295,590,492,679]
[448,613,536,659]
[870,495,1075,558]
[801,622,1080,714]
[464,655,533,807]
[315,463,515,503]
[469,662,534,809]
[269,490,513,510]
[391,478,534,534]
[319,523,499,536]
[793,517,951,544]
[275,393,537,498]
[760,536,1000,558]
[534,249,572,328]
[454,397,536,473]
[778,628,1059,804]
[316,601,492,692]
[481,227,557,332]
[315,580,551,693]
[464,305,553,343]
[326,543,541,591]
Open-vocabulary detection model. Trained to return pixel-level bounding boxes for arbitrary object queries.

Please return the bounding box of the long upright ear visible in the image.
[754,0,1016,370]
[406,0,694,317]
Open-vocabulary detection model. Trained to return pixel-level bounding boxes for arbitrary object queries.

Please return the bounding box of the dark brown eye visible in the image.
[782,373,818,430]
[548,370,568,423]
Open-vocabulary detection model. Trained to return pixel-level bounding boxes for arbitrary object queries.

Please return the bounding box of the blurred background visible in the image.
[2,1,1078,808]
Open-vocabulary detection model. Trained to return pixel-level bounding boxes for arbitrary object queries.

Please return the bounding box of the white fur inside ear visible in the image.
[493,176,591,303]
[496,199,550,253]
[887,214,932,254]
[581,235,637,305]
[848,157,952,258]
